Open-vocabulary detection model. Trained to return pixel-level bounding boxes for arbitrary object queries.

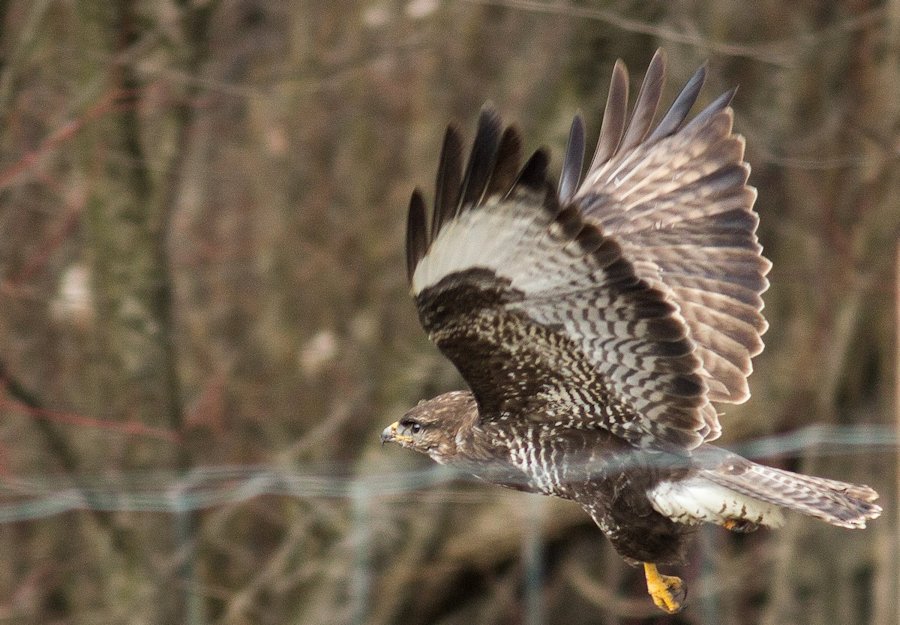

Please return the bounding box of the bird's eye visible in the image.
[400,418,422,434]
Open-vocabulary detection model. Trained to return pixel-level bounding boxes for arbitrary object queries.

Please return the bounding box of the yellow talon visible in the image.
[722,518,758,533]
[643,562,686,614]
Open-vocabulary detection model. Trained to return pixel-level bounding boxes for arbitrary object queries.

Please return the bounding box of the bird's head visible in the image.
[381,390,478,464]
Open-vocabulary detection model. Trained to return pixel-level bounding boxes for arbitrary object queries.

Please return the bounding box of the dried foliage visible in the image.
[0,1,897,624]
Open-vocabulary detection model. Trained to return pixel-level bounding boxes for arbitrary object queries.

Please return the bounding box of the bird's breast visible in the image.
[485,422,624,497]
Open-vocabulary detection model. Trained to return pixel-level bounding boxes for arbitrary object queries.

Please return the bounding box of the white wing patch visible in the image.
[411,199,553,295]
[648,476,785,528]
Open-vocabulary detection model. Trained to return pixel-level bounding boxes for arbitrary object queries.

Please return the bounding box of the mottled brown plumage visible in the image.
[382,50,881,613]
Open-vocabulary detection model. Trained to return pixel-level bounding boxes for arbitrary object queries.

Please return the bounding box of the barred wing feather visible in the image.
[406,51,769,451]
[574,50,770,406]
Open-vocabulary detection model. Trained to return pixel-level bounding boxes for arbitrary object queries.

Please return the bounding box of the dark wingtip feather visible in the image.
[589,59,629,172]
[432,125,464,244]
[618,49,666,153]
[406,189,428,285]
[513,148,550,194]
[683,86,738,133]
[485,126,524,198]
[647,62,707,142]
[458,104,503,210]
[558,113,585,203]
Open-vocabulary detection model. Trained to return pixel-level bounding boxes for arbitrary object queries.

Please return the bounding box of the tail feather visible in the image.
[701,460,881,529]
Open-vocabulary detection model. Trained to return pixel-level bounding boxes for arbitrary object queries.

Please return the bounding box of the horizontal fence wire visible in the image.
[0,424,894,524]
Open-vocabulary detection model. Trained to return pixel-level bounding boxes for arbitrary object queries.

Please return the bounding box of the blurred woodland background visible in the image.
[0,1,898,624]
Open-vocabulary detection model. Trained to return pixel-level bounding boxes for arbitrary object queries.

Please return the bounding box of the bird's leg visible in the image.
[643,562,686,614]
[722,519,760,533]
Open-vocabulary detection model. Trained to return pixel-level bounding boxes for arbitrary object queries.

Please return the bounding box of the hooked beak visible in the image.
[381,422,397,445]
[380,421,412,446]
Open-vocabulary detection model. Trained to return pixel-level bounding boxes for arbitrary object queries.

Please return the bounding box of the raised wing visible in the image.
[572,50,770,409]
[406,51,768,451]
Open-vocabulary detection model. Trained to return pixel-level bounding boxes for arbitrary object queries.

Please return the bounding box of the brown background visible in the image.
[0,1,897,624]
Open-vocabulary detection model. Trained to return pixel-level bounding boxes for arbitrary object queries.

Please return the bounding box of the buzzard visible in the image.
[380,50,881,613]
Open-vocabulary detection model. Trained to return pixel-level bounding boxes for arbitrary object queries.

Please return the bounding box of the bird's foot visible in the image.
[643,562,686,614]
[722,518,760,533]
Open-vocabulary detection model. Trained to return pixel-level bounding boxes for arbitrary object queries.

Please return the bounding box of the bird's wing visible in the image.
[407,52,767,452]
[573,50,770,416]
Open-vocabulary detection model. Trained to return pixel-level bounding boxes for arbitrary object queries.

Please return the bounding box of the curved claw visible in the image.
[643,562,686,614]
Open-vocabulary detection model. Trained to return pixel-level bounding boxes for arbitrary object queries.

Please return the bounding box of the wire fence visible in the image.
[0,424,893,523]
[1,424,895,625]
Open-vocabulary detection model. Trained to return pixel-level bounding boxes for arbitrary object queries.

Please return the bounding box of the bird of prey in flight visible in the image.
[381,49,881,613]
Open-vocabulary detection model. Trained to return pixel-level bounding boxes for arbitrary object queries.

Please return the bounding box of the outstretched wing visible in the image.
[406,51,768,452]
[572,50,769,412]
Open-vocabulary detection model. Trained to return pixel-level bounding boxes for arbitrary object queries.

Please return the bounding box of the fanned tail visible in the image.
[701,459,881,529]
